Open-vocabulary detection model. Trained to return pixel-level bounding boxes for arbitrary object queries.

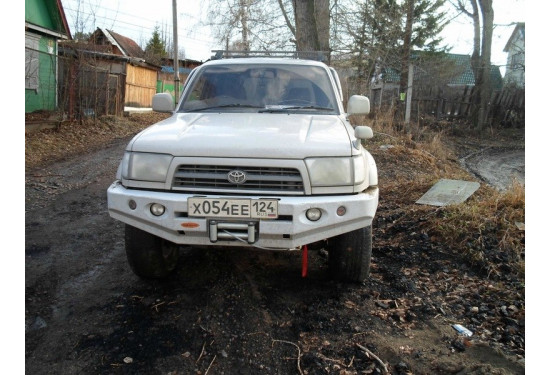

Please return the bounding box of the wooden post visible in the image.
[172,0,180,105]
[405,62,413,125]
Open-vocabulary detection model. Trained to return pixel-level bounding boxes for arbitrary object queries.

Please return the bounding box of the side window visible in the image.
[329,68,343,102]
[181,72,216,110]
[182,68,197,91]
[187,74,210,101]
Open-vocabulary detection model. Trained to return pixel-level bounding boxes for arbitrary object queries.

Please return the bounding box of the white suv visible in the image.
[107,57,378,282]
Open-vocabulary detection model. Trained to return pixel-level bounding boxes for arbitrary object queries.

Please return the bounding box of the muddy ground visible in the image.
[25,117,525,375]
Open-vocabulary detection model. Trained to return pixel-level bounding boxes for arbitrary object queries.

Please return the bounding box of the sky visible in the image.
[60,0,214,61]
[440,0,525,76]
[59,0,525,75]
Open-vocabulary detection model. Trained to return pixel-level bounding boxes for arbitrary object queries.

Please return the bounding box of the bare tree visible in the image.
[293,0,319,51]
[291,0,330,54]
[315,0,330,53]
[206,0,294,52]
[454,0,494,129]
[204,0,331,57]
[455,0,481,77]
[240,0,251,51]
[70,0,101,39]
[473,0,493,129]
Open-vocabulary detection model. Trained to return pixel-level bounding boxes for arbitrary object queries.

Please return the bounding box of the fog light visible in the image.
[336,206,346,216]
[150,203,166,216]
[128,200,137,210]
[306,208,322,221]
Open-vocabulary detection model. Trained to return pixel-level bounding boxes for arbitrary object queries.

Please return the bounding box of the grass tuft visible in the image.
[425,181,525,278]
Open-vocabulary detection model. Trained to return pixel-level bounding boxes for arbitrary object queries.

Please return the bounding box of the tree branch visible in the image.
[277,0,296,37]
[355,343,390,375]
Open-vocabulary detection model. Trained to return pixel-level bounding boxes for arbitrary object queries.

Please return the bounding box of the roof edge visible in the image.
[503,22,525,52]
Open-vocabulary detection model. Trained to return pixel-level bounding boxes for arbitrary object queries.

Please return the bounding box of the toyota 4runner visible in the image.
[107,55,379,282]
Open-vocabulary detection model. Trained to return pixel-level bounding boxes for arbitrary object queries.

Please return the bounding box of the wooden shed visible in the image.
[58,28,160,119]
[90,28,160,108]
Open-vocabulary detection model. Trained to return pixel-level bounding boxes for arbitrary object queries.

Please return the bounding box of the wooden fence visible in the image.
[410,86,525,127]
[344,71,526,128]
[125,64,158,108]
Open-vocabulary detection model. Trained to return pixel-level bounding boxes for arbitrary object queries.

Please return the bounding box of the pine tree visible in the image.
[145,26,167,64]
[348,0,448,87]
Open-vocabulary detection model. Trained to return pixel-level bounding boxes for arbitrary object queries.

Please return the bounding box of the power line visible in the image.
[62,2,216,48]
[63,5,211,39]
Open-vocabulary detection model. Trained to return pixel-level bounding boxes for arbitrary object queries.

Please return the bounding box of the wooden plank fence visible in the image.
[488,87,525,127]
[411,86,525,127]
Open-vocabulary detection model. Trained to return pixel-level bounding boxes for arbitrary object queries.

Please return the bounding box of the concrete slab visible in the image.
[416,179,480,207]
[124,107,153,115]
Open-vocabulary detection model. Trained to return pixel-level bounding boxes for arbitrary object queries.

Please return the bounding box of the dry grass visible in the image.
[426,181,525,278]
[362,106,525,280]
[354,107,452,161]
[25,112,170,170]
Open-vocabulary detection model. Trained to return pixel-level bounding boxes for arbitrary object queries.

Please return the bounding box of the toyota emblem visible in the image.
[227,170,247,184]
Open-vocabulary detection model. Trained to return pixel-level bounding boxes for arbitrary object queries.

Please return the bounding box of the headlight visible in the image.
[306,156,367,187]
[121,152,173,182]
[306,158,352,186]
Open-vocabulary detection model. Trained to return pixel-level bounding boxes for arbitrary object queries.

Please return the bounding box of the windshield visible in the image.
[178,63,339,114]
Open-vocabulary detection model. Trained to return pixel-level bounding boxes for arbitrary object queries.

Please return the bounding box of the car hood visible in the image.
[128,113,353,159]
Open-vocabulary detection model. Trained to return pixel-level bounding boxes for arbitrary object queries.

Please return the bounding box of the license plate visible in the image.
[188,198,278,219]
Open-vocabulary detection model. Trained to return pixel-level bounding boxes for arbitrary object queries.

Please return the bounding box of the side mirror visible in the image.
[347,95,370,116]
[152,93,175,113]
[355,126,373,140]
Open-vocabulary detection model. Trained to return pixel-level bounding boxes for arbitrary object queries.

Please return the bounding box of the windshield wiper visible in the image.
[187,104,264,112]
[258,105,334,113]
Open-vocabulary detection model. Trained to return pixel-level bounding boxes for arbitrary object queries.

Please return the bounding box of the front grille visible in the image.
[172,165,304,194]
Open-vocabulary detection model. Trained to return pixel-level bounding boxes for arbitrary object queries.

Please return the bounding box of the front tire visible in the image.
[125,225,179,279]
[328,225,372,282]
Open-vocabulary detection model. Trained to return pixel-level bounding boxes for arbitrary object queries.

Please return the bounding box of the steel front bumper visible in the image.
[107,181,378,249]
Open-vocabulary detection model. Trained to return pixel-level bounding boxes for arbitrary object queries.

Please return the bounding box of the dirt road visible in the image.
[461,147,525,191]
[25,134,525,374]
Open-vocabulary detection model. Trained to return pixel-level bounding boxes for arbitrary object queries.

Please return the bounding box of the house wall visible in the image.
[25,0,66,113]
[125,64,158,107]
[25,31,58,113]
[505,31,525,87]
[25,0,56,29]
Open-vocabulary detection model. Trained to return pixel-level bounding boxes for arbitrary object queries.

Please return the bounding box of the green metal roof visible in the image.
[446,54,476,85]
[380,52,502,89]
[381,67,401,83]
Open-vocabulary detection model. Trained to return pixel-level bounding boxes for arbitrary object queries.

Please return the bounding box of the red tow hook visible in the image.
[301,244,308,278]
